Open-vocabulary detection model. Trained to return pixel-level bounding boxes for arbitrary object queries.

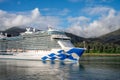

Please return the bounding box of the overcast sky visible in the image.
[0,0,120,37]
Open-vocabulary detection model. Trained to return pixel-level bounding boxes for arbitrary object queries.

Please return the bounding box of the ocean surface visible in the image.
[0,57,120,80]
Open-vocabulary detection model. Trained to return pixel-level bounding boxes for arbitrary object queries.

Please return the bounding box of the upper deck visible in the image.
[0,27,74,52]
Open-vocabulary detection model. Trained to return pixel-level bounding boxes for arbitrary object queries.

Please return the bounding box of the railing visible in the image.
[51,35,70,40]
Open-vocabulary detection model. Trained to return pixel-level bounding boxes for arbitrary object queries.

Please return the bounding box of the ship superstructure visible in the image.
[0,27,85,61]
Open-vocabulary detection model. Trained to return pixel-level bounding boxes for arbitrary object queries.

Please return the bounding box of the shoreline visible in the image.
[82,53,120,57]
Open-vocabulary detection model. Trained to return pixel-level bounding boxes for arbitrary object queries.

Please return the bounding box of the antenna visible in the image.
[83,41,86,48]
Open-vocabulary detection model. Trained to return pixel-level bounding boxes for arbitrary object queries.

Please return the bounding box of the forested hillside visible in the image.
[66,29,120,53]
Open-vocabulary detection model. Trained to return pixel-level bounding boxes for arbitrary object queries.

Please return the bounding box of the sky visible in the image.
[0,0,120,38]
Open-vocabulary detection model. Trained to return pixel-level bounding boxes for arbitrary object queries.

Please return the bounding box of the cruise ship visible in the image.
[0,27,86,61]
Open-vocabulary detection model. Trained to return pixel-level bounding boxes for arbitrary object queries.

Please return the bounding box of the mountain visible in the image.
[98,29,120,44]
[0,27,120,45]
[66,29,120,45]
[0,27,25,37]
[0,27,40,37]
[65,32,85,43]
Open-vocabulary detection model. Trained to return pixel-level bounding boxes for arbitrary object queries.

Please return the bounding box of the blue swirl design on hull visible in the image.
[41,48,85,61]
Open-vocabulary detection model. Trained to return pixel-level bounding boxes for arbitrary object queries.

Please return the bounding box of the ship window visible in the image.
[48,31,64,35]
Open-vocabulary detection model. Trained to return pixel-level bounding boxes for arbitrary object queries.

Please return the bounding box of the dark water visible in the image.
[0,57,120,80]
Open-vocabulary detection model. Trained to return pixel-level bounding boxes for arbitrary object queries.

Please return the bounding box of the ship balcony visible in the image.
[51,35,71,40]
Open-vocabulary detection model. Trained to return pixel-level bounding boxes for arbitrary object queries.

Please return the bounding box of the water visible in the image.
[0,57,120,80]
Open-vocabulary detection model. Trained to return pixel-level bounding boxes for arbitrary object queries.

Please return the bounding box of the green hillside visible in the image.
[99,29,120,44]
[66,29,120,53]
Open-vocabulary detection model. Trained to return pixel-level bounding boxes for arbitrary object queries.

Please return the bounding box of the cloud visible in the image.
[67,7,120,38]
[41,8,70,16]
[67,16,90,28]
[59,8,70,16]
[0,7,119,38]
[0,8,61,30]
[68,16,90,23]
[83,6,112,16]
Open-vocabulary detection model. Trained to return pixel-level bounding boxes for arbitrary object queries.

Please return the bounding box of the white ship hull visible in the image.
[0,48,85,61]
